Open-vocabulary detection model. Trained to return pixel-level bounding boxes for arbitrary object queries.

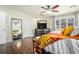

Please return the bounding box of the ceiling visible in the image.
[1,5,79,17]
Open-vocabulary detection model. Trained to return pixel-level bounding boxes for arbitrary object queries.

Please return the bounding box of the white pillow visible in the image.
[70,27,79,36]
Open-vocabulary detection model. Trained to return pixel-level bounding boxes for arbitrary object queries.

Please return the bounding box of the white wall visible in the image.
[54,14,75,20]
[0,11,7,44]
[0,6,34,42]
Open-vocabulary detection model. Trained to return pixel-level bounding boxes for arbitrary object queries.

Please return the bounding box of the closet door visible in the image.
[0,12,6,44]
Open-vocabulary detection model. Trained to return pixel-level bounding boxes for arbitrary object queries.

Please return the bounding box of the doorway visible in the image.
[11,18,22,40]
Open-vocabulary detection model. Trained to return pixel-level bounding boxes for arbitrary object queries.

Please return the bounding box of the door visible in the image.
[0,12,6,44]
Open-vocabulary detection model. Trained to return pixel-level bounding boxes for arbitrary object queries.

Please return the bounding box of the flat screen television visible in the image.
[37,23,47,29]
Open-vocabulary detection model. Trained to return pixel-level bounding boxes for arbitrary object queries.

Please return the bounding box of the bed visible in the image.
[44,38,79,54]
[34,26,79,54]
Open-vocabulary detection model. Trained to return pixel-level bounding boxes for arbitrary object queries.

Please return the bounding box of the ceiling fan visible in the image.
[40,5,59,14]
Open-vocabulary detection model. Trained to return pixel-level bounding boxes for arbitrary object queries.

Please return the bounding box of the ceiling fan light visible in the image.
[46,11,52,15]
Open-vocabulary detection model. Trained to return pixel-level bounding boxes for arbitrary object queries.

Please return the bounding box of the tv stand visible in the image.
[35,28,50,36]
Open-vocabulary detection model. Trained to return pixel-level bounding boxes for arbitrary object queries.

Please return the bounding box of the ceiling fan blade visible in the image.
[52,5,59,9]
[52,10,59,12]
[41,6,47,10]
[46,5,50,9]
[40,11,46,16]
[40,11,46,13]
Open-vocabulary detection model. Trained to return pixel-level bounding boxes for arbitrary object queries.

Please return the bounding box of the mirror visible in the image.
[11,18,22,40]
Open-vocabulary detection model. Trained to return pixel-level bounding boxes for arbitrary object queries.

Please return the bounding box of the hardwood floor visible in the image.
[0,37,34,54]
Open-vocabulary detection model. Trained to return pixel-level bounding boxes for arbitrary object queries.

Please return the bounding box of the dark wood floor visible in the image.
[0,37,34,54]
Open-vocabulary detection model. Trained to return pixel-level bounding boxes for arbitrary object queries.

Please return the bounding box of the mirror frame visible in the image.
[11,18,23,40]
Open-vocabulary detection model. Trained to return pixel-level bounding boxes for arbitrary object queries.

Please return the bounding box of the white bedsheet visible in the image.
[44,38,79,54]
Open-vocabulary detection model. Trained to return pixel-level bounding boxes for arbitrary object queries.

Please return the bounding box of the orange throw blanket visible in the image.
[49,33,79,39]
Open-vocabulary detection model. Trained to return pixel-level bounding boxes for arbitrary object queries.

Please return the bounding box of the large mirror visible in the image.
[11,18,22,40]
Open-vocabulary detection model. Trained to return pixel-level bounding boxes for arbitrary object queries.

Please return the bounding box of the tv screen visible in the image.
[37,23,47,29]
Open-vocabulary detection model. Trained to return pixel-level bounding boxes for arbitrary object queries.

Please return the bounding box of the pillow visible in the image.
[70,27,79,36]
[38,34,53,48]
[62,28,66,34]
[62,26,74,36]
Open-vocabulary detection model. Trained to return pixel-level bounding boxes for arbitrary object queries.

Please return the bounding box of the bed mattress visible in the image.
[44,38,79,54]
